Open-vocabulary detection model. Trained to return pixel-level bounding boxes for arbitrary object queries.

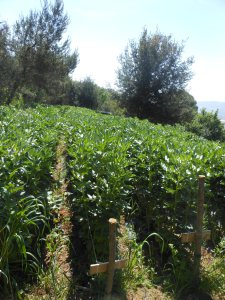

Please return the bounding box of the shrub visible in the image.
[186,108,225,142]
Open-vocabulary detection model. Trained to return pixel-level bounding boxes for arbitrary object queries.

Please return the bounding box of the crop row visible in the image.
[63,107,225,262]
[0,106,62,295]
[0,105,225,296]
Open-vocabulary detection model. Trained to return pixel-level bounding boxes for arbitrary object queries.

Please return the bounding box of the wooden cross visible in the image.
[180,175,211,283]
[89,218,127,299]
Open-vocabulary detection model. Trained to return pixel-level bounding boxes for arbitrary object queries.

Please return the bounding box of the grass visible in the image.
[201,237,225,299]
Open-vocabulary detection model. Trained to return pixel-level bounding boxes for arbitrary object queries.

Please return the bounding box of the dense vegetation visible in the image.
[1,0,199,125]
[0,0,224,298]
[198,101,225,120]
[0,107,57,295]
[186,108,225,142]
[0,0,78,105]
[117,29,197,123]
[0,105,224,298]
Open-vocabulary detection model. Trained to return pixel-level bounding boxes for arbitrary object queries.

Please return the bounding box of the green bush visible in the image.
[96,87,125,115]
[186,108,225,142]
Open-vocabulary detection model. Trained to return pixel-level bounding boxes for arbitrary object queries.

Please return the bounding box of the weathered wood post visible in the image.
[195,175,205,284]
[89,218,126,299]
[105,218,117,299]
[180,175,210,286]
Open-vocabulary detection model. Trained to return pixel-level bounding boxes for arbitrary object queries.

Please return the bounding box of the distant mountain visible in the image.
[197,101,225,120]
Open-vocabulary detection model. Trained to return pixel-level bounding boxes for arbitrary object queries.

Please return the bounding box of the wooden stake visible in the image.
[89,259,126,276]
[105,218,117,298]
[181,230,210,243]
[179,175,211,286]
[89,218,127,299]
[195,175,205,283]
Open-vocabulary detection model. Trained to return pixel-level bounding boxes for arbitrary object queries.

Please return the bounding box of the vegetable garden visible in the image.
[0,105,224,299]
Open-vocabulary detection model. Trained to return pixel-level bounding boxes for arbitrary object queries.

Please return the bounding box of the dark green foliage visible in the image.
[0,22,9,90]
[74,79,125,114]
[96,87,125,115]
[186,108,225,141]
[155,90,198,124]
[1,0,78,104]
[0,23,16,103]
[74,77,98,109]
[61,78,78,105]
[117,29,196,123]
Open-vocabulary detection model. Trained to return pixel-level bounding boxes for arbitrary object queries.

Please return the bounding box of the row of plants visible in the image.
[62,107,225,296]
[64,107,224,244]
[0,106,66,297]
[0,105,224,298]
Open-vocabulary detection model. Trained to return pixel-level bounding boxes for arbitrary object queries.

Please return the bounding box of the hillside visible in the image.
[0,105,224,299]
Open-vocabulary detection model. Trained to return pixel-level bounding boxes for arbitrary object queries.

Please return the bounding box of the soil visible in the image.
[126,286,170,300]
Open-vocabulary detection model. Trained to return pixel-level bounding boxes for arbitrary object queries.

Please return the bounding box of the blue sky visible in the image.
[1,0,225,102]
